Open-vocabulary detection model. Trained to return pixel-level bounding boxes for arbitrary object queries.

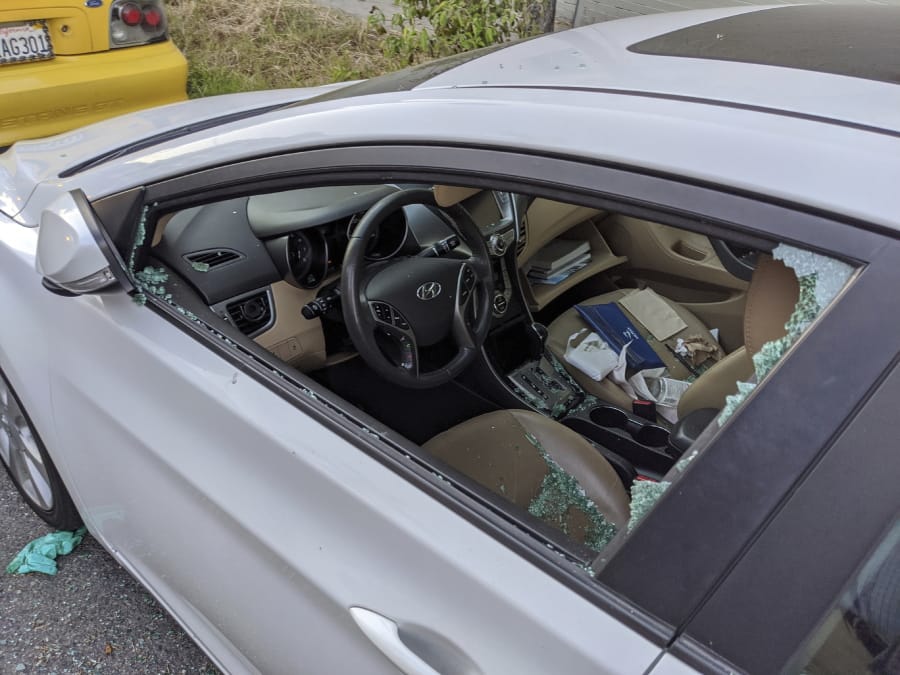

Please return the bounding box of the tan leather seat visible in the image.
[424,410,631,545]
[546,256,800,418]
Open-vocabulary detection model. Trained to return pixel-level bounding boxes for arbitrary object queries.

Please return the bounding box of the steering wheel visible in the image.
[341,188,494,389]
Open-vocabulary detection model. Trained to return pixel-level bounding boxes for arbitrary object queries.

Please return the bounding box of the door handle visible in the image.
[350,607,481,675]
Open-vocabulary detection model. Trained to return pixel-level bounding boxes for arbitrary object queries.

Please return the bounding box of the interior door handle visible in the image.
[350,607,481,675]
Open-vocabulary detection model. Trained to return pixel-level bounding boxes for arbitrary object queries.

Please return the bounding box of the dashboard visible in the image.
[152,184,522,344]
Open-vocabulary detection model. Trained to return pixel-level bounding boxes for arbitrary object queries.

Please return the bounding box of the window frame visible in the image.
[89,142,895,651]
[668,349,900,674]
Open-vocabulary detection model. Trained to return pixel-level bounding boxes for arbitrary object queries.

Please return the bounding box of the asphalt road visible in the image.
[0,469,219,674]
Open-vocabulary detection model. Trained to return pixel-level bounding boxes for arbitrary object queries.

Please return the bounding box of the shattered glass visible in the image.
[134,266,172,301]
[719,245,854,425]
[509,352,590,419]
[627,480,671,532]
[622,246,854,539]
[524,432,617,552]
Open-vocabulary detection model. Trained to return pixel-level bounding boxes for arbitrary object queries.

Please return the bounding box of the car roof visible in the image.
[8,6,900,230]
[418,5,900,135]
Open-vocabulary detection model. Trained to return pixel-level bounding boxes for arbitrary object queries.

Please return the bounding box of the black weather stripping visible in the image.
[58,104,291,178]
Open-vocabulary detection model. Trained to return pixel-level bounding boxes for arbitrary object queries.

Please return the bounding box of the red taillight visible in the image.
[142,6,162,28]
[110,0,167,47]
[119,3,142,26]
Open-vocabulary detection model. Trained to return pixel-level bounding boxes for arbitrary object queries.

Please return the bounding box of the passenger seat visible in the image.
[546,256,799,418]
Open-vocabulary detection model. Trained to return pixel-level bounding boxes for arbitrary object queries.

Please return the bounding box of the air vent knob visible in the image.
[241,297,266,322]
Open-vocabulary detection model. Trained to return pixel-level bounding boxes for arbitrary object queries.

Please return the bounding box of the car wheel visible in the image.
[0,370,81,530]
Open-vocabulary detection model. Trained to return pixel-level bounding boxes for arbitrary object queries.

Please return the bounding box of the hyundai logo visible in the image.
[416,281,442,301]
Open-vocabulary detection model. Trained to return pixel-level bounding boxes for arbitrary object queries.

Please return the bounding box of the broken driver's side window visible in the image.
[124,183,858,572]
[618,244,856,541]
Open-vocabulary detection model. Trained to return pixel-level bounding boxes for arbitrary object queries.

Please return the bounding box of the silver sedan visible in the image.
[2,5,899,674]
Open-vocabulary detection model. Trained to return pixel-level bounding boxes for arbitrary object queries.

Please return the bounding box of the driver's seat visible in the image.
[424,410,631,545]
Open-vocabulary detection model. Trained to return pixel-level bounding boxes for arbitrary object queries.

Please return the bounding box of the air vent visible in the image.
[185,249,242,270]
[516,217,528,255]
[224,291,272,337]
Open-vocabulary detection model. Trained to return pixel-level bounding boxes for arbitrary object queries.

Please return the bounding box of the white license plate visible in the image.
[0,22,53,66]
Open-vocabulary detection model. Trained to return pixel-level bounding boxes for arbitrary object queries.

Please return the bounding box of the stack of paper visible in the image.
[527,239,591,285]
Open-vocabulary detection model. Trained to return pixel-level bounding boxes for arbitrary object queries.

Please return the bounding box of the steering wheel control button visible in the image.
[463,266,476,288]
[371,301,411,330]
[392,309,410,330]
[459,265,477,305]
[371,301,393,324]
[398,336,415,369]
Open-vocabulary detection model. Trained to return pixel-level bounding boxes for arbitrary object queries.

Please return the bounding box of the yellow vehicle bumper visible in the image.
[0,41,187,146]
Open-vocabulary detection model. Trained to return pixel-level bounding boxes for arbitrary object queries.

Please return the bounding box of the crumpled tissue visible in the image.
[6,527,87,575]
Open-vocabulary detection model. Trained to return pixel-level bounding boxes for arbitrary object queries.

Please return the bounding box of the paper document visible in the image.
[619,288,687,341]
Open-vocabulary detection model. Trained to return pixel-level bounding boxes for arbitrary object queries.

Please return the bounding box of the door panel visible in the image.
[668,359,900,674]
[44,288,663,674]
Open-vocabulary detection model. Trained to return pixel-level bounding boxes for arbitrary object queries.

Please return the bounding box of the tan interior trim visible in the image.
[151,212,174,247]
[254,280,328,372]
[677,346,753,417]
[433,185,481,207]
[743,255,800,356]
[520,199,603,263]
[424,410,631,530]
[600,215,748,291]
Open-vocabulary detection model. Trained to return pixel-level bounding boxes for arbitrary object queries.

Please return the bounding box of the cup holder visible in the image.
[564,405,675,478]
[590,406,669,448]
[633,425,669,448]
[590,407,628,428]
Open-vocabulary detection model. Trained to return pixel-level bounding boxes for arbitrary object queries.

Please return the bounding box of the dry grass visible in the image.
[166,0,402,97]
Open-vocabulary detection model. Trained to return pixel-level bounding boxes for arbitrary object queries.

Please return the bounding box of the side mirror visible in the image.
[36,192,116,295]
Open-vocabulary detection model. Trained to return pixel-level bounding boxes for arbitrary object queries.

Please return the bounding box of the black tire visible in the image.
[0,368,82,530]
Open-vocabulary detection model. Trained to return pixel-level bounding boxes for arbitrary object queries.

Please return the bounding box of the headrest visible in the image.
[743,255,800,357]
[433,185,481,207]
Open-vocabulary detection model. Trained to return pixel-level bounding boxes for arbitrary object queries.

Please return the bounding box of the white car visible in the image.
[1,5,898,674]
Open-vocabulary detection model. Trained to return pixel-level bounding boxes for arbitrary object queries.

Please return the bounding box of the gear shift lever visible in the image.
[527,322,549,360]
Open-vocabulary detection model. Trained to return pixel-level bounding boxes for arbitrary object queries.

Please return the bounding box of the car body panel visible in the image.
[16,86,899,230]
[2,7,898,227]
[2,7,898,672]
[0,212,57,455]
[649,654,699,675]
[421,7,900,135]
[6,240,663,674]
[93,141,892,674]
[673,353,900,672]
[0,0,187,145]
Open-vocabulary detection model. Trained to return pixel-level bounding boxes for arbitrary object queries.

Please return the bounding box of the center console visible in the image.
[560,404,678,480]
[508,354,580,415]
[471,192,686,483]
[479,315,682,481]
